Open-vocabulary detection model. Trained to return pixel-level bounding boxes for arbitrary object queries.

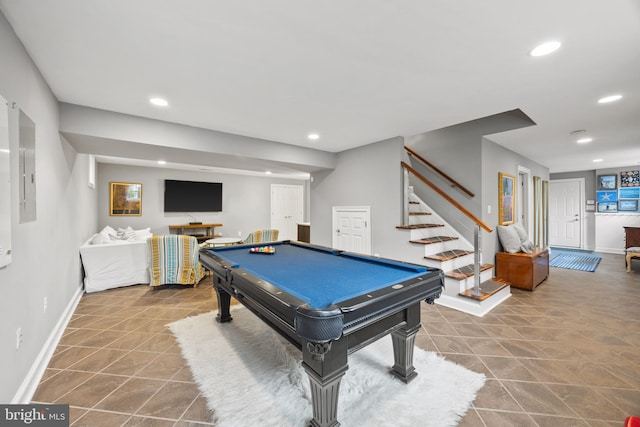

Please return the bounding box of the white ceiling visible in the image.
[1,0,639,173]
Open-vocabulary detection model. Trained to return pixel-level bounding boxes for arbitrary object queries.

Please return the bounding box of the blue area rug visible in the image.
[549,248,602,272]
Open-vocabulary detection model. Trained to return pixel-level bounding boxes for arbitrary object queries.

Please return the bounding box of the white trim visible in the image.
[517,165,531,235]
[435,288,512,317]
[88,154,96,189]
[12,286,84,404]
[332,206,371,254]
[550,177,585,249]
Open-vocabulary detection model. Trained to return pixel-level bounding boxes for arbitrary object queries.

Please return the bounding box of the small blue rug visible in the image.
[549,248,601,272]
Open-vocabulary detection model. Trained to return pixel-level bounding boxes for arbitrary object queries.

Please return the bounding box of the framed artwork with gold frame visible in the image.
[110,182,142,216]
[498,172,515,225]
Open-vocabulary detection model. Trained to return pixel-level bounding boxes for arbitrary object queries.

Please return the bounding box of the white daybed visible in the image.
[80,226,152,293]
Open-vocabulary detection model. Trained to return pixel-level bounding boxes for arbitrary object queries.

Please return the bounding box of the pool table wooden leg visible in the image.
[390,304,421,383]
[302,338,348,427]
[213,279,233,323]
[303,364,347,427]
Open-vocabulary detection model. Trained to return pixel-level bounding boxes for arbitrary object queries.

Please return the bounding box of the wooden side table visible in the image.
[495,248,549,291]
[624,226,640,271]
[169,223,223,242]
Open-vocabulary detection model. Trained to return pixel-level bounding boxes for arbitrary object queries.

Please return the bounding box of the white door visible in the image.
[332,206,371,254]
[549,179,582,248]
[271,184,303,240]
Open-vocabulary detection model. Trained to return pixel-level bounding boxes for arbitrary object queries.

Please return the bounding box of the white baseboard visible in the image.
[595,246,625,255]
[12,286,84,404]
[436,287,511,317]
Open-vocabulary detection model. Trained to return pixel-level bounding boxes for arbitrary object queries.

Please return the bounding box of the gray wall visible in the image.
[551,166,640,251]
[97,163,308,239]
[404,110,547,264]
[310,132,550,269]
[310,137,426,264]
[550,169,597,250]
[405,109,540,258]
[481,139,549,260]
[0,11,96,402]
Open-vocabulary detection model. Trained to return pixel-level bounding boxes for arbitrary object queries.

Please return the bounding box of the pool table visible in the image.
[199,240,443,427]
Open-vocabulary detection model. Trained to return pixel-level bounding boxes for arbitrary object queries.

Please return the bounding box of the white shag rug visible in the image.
[168,309,485,427]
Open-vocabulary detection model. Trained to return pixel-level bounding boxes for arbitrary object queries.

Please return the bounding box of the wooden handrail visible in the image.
[404,146,475,198]
[401,161,492,233]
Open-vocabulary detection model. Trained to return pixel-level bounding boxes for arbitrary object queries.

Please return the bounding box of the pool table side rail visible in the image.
[200,247,444,345]
[338,271,443,333]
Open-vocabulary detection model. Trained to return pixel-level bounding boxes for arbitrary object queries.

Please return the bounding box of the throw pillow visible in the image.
[117,226,136,240]
[90,233,109,245]
[133,228,152,241]
[497,225,521,253]
[511,223,534,253]
[101,225,117,236]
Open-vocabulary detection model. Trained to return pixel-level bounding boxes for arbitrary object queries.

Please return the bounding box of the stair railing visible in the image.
[401,161,492,296]
[404,146,475,198]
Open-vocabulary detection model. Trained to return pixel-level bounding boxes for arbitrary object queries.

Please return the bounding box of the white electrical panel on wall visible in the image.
[19,108,36,223]
[0,94,12,268]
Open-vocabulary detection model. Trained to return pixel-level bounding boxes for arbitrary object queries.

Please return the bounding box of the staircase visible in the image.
[397,193,511,317]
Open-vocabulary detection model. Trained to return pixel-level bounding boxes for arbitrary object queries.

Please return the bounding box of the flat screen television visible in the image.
[164,179,222,212]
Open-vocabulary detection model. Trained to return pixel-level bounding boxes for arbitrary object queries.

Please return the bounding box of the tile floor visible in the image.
[31,253,640,426]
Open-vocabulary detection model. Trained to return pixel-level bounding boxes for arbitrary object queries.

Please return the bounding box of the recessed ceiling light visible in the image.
[0,149,9,153]
[308,133,320,141]
[265,170,272,175]
[149,97,169,107]
[593,158,604,163]
[157,160,167,165]
[530,41,561,57]
[577,137,593,144]
[598,94,622,104]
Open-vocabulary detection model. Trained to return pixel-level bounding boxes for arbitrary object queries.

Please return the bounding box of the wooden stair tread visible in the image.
[458,278,510,301]
[409,212,431,216]
[409,201,420,204]
[424,249,473,262]
[445,263,493,280]
[409,235,458,245]
[397,223,444,230]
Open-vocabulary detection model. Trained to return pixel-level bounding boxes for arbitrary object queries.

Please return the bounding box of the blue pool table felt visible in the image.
[209,243,427,309]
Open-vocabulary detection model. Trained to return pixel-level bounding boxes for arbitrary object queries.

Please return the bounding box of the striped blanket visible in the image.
[243,229,279,243]
[148,235,205,286]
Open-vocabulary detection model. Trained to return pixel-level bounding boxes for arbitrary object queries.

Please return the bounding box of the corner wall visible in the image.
[0,11,97,402]
[310,137,424,263]
[481,138,549,260]
[97,163,308,239]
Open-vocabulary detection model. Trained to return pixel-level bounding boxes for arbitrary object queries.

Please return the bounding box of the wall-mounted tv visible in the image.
[164,179,222,212]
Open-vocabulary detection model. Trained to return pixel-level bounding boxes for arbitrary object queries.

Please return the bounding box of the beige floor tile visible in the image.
[136,381,200,420]
[94,377,167,413]
[72,409,132,427]
[57,373,128,407]
[500,380,576,417]
[28,252,640,426]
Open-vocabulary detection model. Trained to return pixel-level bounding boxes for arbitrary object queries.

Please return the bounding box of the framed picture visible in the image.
[597,174,617,190]
[110,182,142,216]
[618,200,638,211]
[597,191,617,203]
[498,172,515,225]
[619,187,640,199]
[598,202,617,213]
[620,170,640,187]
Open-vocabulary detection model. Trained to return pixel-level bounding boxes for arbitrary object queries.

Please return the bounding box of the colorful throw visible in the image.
[148,235,205,286]
[243,229,279,244]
